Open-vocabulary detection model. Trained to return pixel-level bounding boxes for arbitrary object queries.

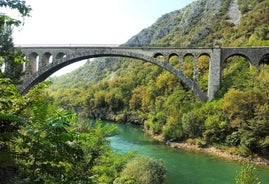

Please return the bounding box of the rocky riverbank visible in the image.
[150,134,269,167]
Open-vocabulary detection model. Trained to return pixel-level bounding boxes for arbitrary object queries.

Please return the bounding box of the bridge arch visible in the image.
[198,52,210,58]
[168,53,179,58]
[223,53,252,65]
[153,52,164,58]
[41,52,53,67]
[56,52,66,59]
[259,53,269,65]
[183,54,195,80]
[221,47,269,66]
[168,53,180,69]
[19,48,208,102]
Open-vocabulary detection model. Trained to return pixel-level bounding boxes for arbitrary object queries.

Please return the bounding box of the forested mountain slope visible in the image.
[47,0,269,159]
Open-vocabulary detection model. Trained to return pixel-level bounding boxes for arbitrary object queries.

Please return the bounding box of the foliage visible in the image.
[16,104,131,183]
[235,162,261,184]
[1,78,134,183]
[114,156,166,184]
[0,65,32,183]
[0,0,31,83]
[0,2,31,179]
[0,0,31,18]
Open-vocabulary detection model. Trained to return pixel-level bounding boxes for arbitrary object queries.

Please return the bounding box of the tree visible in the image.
[0,1,31,17]
[0,0,31,82]
[114,156,166,184]
[11,86,132,183]
[182,110,204,138]
[0,79,26,183]
[222,88,259,128]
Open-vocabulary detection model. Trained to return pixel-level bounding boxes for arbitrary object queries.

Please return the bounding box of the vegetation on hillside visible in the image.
[47,0,269,161]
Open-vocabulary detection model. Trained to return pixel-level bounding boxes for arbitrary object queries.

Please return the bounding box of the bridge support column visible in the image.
[208,48,221,101]
[179,55,183,72]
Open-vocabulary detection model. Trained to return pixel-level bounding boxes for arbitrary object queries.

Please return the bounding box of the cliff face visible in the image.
[227,0,241,26]
[125,0,222,47]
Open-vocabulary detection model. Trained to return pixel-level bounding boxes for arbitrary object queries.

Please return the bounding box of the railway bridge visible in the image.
[15,45,269,102]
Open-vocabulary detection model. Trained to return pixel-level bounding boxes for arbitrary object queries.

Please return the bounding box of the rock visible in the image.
[125,0,222,47]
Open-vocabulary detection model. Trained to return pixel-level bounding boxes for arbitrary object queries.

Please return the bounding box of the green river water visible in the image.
[104,121,269,184]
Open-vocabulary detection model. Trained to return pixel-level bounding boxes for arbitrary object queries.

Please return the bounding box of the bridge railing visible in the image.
[15,44,121,48]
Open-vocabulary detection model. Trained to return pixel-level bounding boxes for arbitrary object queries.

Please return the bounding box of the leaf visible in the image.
[0,113,26,126]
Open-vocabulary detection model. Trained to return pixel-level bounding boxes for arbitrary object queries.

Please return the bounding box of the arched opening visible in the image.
[259,53,269,65]
[41,52,53,67]
[51,60,87,77]
[183,54,194,80]
[198,54,210,92]
[218,55,251,97]
[153,53,165,62]
[168,53,180,69]
[28,52,39,74]
[56,52,66,60]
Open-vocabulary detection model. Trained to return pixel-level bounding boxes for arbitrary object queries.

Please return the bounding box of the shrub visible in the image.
[195,138,207,148]
[114,156,166,184]
[235,162,261,184]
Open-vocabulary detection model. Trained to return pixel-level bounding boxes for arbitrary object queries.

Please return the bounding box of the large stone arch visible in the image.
[19,49,208,102]
[221,47,269,66]
[222,53,252,66]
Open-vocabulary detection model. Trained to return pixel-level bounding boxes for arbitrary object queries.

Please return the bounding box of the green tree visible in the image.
[0,0,31,82]
[182,110,204,138]
[114,156,166,184]
[223,88,259,128]
[15,89,132,183]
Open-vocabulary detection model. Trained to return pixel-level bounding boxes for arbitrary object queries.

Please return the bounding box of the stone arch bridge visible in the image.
[16,46,269,102]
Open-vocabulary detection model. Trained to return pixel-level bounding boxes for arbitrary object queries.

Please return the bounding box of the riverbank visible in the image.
[150,134,269,167]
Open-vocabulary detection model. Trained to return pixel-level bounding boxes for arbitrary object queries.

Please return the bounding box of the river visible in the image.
[104,121,269,184]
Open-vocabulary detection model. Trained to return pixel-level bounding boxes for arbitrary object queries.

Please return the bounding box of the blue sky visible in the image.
[12,0,196,45]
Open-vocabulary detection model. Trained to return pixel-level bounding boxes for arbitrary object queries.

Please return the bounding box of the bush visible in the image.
[114,156,166,184]
[226,132,241,146]
[235,162,261,184]
[195,138,207,148]
[162,116,184,141]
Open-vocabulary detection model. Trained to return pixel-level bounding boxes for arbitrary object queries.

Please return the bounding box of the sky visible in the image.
[4,0,196,75]
[11,0,195,45]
